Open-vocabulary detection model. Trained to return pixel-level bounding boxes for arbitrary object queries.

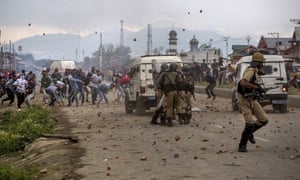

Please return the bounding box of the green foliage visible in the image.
[0,164,30,180]
[0,106,56,155]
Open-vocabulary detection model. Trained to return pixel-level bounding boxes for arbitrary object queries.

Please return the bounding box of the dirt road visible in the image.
[60,93,300,180]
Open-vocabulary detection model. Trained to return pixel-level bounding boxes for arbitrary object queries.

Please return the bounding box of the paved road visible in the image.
[63,93,300,180]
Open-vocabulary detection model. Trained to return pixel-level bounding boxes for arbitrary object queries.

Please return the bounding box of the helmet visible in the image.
[169,63,177,72]
[252,52,265,62]
[160,63,168,72]
[182,64,191,74]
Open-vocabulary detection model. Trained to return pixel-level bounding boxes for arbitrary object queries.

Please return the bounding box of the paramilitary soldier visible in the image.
[181,64,195,124]
[159,62,181,127]
[151,63,169,125]
[237,52,269,152]
[176,64,188,125]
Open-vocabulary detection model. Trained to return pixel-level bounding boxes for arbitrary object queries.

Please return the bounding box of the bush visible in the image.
[0,164,30,180]
[0,106,57,155]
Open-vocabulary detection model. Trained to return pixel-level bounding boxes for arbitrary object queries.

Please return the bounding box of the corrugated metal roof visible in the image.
[264,38,291,48]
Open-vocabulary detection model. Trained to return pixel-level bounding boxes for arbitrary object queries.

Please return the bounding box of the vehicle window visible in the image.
[261,62,283,77]
[260,65,273,75]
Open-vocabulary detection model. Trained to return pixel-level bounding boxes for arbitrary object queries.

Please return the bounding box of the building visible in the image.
[230,45,257,64]
[257,36,292,55]
[180,35,221,64]
[285,26,300,61]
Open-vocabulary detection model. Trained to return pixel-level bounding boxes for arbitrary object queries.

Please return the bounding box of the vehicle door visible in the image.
[140,63,155,97]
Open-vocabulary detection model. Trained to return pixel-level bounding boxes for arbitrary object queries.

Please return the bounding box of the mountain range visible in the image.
[14,27,248,61]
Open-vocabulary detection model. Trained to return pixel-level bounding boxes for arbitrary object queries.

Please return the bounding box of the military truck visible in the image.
[125,55,182,115]
[232,55,288,113]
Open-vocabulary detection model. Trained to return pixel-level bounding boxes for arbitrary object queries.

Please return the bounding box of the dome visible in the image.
[169,30,177,36]
[189,35,199,45]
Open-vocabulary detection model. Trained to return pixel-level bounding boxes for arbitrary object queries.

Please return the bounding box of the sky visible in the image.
[0,0,299,49]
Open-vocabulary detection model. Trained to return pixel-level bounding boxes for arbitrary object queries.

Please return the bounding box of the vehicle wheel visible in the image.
[136,97,145,116]
[232,91,239,111]
[125,93,133,114]
[279,104,287,113]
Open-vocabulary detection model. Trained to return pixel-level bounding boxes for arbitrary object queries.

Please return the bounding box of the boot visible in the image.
[238,123,255,152]
[178,114,184,124]
[151,109,160,125]
[167,118,173,127]
[160,111,166,125]
[183,113,190,124]
[249,121,268,144]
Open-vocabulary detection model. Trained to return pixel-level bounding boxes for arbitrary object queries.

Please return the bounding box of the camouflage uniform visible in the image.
[151,64,168,125]
[159,63,181,127]
[182,65,195,124]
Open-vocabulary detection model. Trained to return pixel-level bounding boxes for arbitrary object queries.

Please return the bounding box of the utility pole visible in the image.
[99,32,102,69]
[95,31,103,69]
[245,35,251,54]
[120,20,124,47]
[268,32,280,54]
[222,36,230,58]
[147,24,152,55]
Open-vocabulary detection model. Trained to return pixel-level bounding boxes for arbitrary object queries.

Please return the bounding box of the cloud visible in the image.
[0,0,299,43]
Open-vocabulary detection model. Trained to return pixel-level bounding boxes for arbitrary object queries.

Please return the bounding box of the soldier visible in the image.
[176,64,188,124]
[151,63,168,125]
[182,64,195,124]
[159,62,181,127]
[237,52,269,152]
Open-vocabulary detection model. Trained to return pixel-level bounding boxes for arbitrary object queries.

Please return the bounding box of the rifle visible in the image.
[244,85,278,100]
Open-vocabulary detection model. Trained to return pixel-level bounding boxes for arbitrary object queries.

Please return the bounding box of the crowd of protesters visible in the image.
[0,69,36,111]
[188,58,236,86]
[0,66,131,110]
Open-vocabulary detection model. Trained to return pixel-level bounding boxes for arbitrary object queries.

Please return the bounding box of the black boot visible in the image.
[178,114,184,124]
[249,121,268,144]
[183,113,190,124]
[160,111,166,125]
[151,109,160,125]
[167,118,173,127]
[238,123,255,152]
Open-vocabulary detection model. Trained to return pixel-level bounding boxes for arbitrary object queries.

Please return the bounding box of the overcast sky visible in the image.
[0,0,299,43]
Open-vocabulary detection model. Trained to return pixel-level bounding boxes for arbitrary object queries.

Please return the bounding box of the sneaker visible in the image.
[213,96,216,100]
[18,108,21,112]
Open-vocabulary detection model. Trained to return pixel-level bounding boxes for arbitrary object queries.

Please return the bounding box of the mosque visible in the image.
[166,30,222,64]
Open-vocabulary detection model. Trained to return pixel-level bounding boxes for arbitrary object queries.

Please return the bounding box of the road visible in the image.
[61,93,300,180]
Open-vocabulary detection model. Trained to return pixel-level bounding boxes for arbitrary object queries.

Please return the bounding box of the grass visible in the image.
[0,164,31,180]
[0,105,57,155]
[0,105,57,179]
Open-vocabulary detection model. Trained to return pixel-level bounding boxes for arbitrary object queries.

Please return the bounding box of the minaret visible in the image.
[168,30,177,55]
[190,35,199,52]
